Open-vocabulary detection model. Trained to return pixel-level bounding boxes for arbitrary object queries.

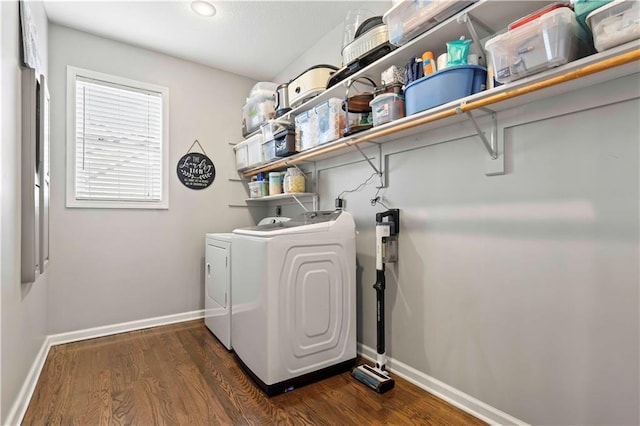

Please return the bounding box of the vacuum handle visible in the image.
[374,269,386,356]
[376,209,400,235]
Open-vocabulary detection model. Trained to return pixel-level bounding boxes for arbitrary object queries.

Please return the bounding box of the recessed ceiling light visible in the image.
[191,0,216,17]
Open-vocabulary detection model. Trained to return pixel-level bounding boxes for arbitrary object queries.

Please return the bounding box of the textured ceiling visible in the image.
[44,0,392,81]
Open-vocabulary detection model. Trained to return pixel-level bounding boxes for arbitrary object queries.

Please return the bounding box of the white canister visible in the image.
[437,53,448,71]
[268,172,283,195]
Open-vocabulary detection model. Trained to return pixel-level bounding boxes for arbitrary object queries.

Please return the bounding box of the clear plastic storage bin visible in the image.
[294,98,346,151]
[248,181,263,198]
[242,96,276,137]
[370,93,405,126]
[262,139,279,163]
[587,0,640,52]
[294,109,316,152]
[242,82,278,137]
[233,133,264,171]
[485,7,590,84]
[315,98,346,145]
[383,0,475,47]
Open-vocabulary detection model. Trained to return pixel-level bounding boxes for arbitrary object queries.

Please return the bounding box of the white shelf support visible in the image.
[291,194,309,212]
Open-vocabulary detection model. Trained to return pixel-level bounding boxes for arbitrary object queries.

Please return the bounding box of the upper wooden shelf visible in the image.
[243,42,639,178]
[278,0,557,121]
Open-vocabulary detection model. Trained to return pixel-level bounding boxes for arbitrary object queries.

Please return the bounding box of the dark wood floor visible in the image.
[23,320,485,425]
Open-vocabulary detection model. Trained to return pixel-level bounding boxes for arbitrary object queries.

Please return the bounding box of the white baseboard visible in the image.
[357,343,528,426]
[48,309,204,346]
[4,336,52,426]
[5,310,204,426]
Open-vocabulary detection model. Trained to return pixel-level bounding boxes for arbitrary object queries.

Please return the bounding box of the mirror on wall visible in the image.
[39,74,50,274]
[21,67,49,283]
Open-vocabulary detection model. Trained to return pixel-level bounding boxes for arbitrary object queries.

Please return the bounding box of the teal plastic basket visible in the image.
[574,0,613,32]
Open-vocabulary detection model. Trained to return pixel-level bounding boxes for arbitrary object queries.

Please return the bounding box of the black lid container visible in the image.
[274,129,297,157]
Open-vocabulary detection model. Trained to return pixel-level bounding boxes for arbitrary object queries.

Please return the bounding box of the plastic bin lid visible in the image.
[485,7,575,48]
[245,132,265,144]
[382,0,410,22]
[250,82,277,94]
[586,0,632,28]
[369,92,404,106]
[508,2,572,30]
[233,139,248,151]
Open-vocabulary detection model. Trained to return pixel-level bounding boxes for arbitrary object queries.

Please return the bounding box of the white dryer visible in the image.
[231,210,356,395]
[205,218,289,350]
[204,233,233,349]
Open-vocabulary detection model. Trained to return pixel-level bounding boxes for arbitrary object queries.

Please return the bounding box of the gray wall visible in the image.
[274,20,640,426]
[46,25,256,333]
[273,1,391,84]
[0,1,49,423]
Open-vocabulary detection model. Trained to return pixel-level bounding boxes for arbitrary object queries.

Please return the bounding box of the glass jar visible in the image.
[283,167,305,193]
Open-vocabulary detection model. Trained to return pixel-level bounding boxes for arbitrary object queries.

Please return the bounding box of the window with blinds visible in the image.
[67,67,169,209]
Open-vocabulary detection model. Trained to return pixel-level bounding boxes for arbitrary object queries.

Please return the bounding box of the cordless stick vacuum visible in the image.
[352,209,399,393]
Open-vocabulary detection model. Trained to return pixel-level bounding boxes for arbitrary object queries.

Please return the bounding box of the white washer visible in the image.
[231,210,356,395]
[204,233,233,349]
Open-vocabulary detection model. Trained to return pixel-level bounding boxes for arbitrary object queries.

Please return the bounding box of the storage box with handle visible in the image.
[484,7,590,84]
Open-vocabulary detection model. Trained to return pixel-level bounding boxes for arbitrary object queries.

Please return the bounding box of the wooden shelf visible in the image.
[278,1,553,121]
[243,42,640,178]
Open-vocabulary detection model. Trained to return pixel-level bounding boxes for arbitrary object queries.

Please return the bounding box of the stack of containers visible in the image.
[242,82,278,137]
[236,84,284,172]
[261,119,296,160]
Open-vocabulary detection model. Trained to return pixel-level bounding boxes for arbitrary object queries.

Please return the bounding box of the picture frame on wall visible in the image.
[19,0,42,72]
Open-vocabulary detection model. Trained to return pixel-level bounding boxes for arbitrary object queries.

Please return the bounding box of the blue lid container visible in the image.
[405,65,487,116]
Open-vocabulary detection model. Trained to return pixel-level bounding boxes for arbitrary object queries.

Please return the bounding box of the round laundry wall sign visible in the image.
[176,152,216,190]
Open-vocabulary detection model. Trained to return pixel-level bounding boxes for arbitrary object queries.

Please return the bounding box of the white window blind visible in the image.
[74,76,163,202]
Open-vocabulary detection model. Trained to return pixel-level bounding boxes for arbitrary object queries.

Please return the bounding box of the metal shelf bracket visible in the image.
[463,109,498,159]
[456,13,493,65]
[457,106,504,176]
[288,193,318,212]
[354,144,387,188]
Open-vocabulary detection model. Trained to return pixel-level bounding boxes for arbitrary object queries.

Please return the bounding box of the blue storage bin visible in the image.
[405,65,487,116]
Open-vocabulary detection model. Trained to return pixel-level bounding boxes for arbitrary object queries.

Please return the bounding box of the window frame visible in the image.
[66,66,170,209]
